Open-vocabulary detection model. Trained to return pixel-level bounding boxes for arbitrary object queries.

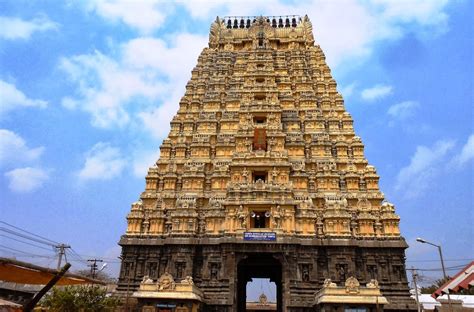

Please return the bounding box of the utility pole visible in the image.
[55,244,71,271]
[87,259,103,279]
[409,267,422,312]
[416,238,453,312]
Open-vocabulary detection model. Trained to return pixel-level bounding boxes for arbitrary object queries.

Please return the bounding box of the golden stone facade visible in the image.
[119,16,414,312]
[125,15,401,240]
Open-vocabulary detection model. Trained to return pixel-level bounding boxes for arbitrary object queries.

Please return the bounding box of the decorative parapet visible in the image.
[133,272,203,302]
[209,15,315,50]
[315,277,388,306]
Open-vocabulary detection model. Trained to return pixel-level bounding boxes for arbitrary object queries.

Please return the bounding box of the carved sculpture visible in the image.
[157,272,175,290]
[345,276,360,294]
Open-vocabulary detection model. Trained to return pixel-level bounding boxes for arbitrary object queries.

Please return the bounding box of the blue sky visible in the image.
[0,0,472,293]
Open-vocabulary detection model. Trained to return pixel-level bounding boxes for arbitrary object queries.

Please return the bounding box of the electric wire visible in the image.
[0,249,56,259]
[0,227,56,247]
[0,234,54,252]
[0,245,54,258]
[407,265,467,272]
[0,221,59,245]
[406,258,474,263]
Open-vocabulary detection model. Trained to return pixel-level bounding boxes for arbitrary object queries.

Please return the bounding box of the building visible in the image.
[117,15,415,312]
[433,261,474,299]
[412,294,474,311]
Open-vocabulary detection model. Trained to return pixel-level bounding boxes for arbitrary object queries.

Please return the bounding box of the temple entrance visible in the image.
[237,254,282,312]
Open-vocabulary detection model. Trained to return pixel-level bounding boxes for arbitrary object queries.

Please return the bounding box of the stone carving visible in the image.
[258,293,268,305]
[323,278,337,288]
[210,263,220,280]
[209,17,223,48]
[141,275,153,284]
[302,264,310,282]
[345,276,360,294]
[236,205,247,228]
[336,263,347,282]
[157,272,176,290]
[366,279,379,288]
[272,206,281,229]
[181,276,194,285]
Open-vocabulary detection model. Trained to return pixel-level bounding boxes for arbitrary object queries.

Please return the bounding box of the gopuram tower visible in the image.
[118,16,415,312]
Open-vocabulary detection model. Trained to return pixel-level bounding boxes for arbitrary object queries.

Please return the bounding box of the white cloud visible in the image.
[78,142,127,181]
[387,100,419,119]
[373,0,450,35]
[62,0,451,133]
[0,80,47,117]
[60,33,207,136]
[86,0,168,34]
[123,34,207,138]
[339,83,357,99]
[5,167,49,193]
[0,129,44,167]
[132,149,160,178]
[452,134,474,167]
[176,0,450,68]
[0,16,57,40]
[361,84,393,101]
[396,140,455,198]
[60,51,165,128]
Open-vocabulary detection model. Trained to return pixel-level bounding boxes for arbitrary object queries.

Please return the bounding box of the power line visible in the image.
[0,221,59,245]
[0,245,54,258]
[0,251,57,260]
[416,265,467,272]
[0,234,54,252]
[68,250,122,263]
[406,258,474,263]
[0,227,56,247]
[69,248,89,264]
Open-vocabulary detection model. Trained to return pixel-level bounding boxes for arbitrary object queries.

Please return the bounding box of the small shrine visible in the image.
[246,293,277,311]
[133,272,203,312]
[314,277,388,312]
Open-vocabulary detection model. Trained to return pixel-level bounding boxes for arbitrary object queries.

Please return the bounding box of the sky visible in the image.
[0,0,473,298]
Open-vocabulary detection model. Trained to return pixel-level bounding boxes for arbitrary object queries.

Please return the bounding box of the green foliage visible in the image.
[41,285,120,312]
[420,277,449,294]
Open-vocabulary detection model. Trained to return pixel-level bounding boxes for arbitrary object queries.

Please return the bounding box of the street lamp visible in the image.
[416,237,453,312]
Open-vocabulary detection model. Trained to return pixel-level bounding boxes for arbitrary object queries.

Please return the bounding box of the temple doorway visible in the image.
[237,254,282,312]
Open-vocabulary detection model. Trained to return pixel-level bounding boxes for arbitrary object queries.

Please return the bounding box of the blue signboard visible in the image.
[244,232,276,241]
[156,303,176,308]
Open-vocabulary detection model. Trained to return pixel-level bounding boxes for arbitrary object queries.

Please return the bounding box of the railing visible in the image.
[221,15,302,29]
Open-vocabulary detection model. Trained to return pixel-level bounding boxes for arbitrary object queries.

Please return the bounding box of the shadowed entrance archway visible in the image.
[237,254,282,312]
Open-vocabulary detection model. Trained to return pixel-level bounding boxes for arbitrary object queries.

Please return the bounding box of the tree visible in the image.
[41,285,120,312]
[75,269,116,283]
[420,277,450,294]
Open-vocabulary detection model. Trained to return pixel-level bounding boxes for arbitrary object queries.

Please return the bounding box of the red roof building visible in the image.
[433,261,474,298]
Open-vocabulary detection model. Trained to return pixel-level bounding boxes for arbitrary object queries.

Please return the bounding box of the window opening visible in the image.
[253,116,267,124]
[253,171,267,182]
[250,211,270,228]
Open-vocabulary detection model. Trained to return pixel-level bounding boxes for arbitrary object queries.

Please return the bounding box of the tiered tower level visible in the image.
[119,16,414,311]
